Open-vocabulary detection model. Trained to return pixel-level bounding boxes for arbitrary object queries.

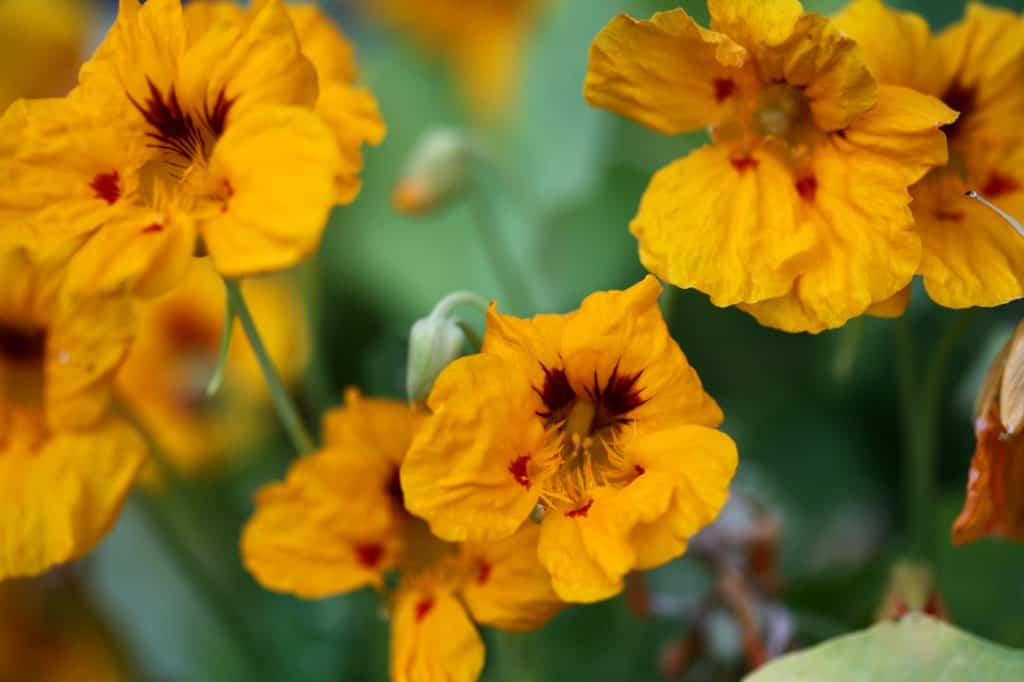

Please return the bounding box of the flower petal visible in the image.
[0,417,145,580]
[402,354,545,542]
[708,0,803,52]
[202,105,341,277]
[390,586,484,682]
[584,9,751,135]
[317,81,386,204]
[461,523,562,631]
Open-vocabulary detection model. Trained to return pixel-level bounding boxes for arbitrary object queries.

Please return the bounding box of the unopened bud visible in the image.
[393,128,472,215]
[405,291,488,403]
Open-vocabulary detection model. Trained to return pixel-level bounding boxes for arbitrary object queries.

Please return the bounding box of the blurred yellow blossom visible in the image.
[401,276,737,602]
[0,246,144,580]
[117,260,308,475]
[0,0,89,111]
[835,0,1024,311]
[0,0,382,298]
[363,0,545,116]
[584,0,956,333]
[242,389,561,682]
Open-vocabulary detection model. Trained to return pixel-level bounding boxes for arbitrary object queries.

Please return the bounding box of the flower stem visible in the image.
[204,297,235,397]
[897,311,973,558]
[223,278,315,454]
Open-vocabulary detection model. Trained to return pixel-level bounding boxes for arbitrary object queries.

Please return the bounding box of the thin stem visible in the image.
[469,162,536,314]
[205,297,235,397]
[132,491,275,675]
[223,278,315,454]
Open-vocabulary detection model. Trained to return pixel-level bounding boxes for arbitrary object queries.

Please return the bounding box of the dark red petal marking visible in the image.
[0,325,46,364]
[796,175,818,202]
[713,78,736,102]
[509,455,531,490]
[354,543,384,569]
[940,82,975,142]
[90,171,120,204]
[982,173,1022,199]
[566,499,594,518]
[386,467,405,509]
[589,363,647,433]
[128,78,235,164]
[142,223,164,234]
[934,209,965,222]
[414,598,435,622]
[534,362,576,422]
[730,154,758,173]
[634,464,645,476]
[476,560,492,585]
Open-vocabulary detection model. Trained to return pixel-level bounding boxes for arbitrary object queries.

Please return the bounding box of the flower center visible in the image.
[754,83,816,151]
[0,322,46,406]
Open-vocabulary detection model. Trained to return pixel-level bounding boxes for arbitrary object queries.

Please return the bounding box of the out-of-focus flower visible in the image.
[583,0,956,333]
[835,0,1024,311]
[242,390,561,682]
[953,321,1024,544]
[875,562,948,622]
[116,259,308,475]
[401,276,737,602]
[0,0,89,111]
[0,0,382,298]
[0,246,144,580]
[393,128,473,215]
[362,0,545,116]
[0,576,132,681]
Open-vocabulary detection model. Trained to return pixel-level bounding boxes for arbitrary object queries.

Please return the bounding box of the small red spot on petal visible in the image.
[730,155,758,173]
[142,223,164,234]
[566,499,594,518]
[509,455,531,490]
[477,560,492,585]
[90,171,120,205]
[414,598,434,622]
[354,543,384,569]
[934,209,965,222]
[796,175,818,202]
[713,78,735,102]
[982,173,1021,199]
[634,464,645,476]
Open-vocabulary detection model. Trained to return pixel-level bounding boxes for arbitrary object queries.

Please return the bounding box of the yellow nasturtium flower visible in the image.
[0,247,144,581]
[401,277,737,603]
[583,0,957,333]
[363,0,544,116]
[835,0,1024,311]
[117,260,308,475]
[0,0,382,297]
[242,390,562,682]
[0,0,89,111]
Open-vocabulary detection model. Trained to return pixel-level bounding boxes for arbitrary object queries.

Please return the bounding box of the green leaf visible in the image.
[745,615,1024,682]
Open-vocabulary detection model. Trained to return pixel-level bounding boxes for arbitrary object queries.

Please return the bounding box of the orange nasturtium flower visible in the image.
[583,0,957,333]
[117,260,308,475]
[0,0,383,298]
[362,0,545,116]
[401,276,738,603]
[0,0,90,111]
[953,321,1024,545]
[835,0,1024,311]
[242,390,562,682]
[0,246,144,581]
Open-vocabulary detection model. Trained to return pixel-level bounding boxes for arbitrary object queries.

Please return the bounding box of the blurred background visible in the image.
[4,0,1024,679]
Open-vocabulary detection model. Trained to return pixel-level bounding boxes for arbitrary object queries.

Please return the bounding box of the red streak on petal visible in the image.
[477,560,492,585]
[713,78,735,102]
[634,464,645,476]
[796,175,818,202]
[354,543,384,569]
[982,173,1022,199]
[414,598,434,622]
[566,499,594,518]
[730,155,758,173]
[934,209,965,222]
[509,455,531,490]
[142,223,164,234]
[90,171,120,205]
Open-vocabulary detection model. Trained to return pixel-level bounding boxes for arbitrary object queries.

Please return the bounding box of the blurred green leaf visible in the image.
[746,615,1024,681]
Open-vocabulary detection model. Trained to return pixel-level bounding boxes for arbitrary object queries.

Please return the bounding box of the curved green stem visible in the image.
[223,278,315,454]
[205,298,235,397]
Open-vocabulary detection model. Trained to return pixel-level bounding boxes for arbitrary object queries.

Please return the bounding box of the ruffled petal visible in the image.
[584,9,752,135]
[402,354,546,542]
[323,389,422,470]
[707,0,803,52]
[201,105,341,276]
[0,417,145,580]
[317,82,386,204]
[286,4,357,84]
[630,144,815,307]
[460,522,562,631]
[390,586,484,682]
[866,286,911,319]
